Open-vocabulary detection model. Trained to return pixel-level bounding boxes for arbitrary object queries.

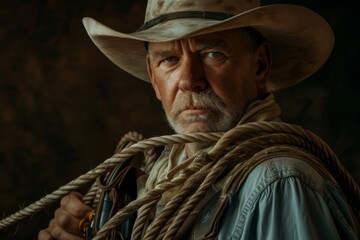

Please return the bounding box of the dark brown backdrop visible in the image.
[0,1,359,239]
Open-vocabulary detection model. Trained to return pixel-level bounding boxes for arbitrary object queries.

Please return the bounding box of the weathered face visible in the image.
[146,29,270,134]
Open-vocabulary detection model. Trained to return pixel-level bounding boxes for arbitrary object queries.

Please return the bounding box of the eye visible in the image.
[161,56,179,64]
[206,52,224,58]
[202,51,227,64]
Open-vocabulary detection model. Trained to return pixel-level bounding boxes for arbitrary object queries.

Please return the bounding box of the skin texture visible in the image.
[147,29,271,156]
[38,192,91,240]
[38,28,271,239]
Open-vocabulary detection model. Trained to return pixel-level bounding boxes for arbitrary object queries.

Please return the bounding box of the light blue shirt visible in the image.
[221,157,359,239]
[193,157,359,239]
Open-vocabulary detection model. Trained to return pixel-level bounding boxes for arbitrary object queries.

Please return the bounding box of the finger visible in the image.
[54,208,83,236]
[48,219,84,240]
[60,192,91,218]
[38,229,54,240]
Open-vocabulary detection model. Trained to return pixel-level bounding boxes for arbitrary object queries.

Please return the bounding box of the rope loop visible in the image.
[0,121,358,240]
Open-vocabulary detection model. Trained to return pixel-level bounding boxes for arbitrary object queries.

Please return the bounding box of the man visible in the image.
[38,0,359,239]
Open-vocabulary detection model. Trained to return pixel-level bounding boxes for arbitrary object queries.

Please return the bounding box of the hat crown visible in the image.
[144,0,260,22]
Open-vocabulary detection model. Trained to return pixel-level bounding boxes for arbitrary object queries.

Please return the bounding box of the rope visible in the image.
[0,132,221,230]
[0,122,359,240]
[82,181,100,207]
[94,122,360,240]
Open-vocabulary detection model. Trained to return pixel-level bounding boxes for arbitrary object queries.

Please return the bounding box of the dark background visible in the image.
[0,1,359,239]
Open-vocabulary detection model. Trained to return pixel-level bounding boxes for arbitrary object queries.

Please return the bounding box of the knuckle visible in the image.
[72,204,88,217]
[60,194,71,207]
[48,219,61,239]
[48,219,56,229]
[56,212,71,228]
[70,191,83,199]
[60,192,81,207]
[51,225,63,239]
[54,207,62,218]
[60,192,89,218]
[38,229,52,240]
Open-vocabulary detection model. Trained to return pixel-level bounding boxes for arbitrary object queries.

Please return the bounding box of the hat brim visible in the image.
[83,4,334,92]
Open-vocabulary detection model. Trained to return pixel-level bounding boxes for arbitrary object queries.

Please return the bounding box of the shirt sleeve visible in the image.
[218,157,359,240]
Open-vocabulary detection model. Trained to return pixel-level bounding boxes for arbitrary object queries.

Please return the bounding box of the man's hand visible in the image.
[38,192,92,240]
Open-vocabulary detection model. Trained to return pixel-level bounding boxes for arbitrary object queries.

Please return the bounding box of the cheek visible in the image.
[231,78,258,109]
[208,68,257,109]
[153,69,180,112]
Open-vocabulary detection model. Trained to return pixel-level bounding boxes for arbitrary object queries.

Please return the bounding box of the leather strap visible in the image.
[137,11,234,31]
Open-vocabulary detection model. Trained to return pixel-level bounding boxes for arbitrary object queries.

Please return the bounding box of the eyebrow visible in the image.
[149,38,231,58]
[195,39,231,52]
[150,50,173,59]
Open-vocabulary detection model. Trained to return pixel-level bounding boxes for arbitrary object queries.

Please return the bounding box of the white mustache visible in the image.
[171,91,225,116]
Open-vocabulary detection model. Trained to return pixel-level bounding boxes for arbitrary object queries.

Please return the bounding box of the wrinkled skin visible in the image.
[38,28,271,239]
[38,192,91,240]
[147,28,270,155]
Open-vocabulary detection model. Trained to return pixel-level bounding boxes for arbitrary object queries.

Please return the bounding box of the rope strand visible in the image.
[0,132,221,230]
[0,121,358,239]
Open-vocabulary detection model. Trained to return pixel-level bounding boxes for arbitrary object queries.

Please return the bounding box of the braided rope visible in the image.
[131,199,158,240]
[156,136,296,239]
[93,155,215,239]
[133,152,209,240]
[143,157,213,239]
[0,132,220,230]
[82,181,100,206]
[0,122,358,240]
[94,122,360,240]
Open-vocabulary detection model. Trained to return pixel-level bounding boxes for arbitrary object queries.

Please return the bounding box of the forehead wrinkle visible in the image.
[148,36,235,62]
[148,41,178,59]
[150,49,173,59]
[194,38,232,52]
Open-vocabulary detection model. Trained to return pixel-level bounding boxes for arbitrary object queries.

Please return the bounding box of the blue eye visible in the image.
[202,52,226,65]
[207,52,223,58]
[162,56,178,63]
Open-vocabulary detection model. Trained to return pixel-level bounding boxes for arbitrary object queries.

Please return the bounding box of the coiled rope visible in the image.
[0,122,359,239]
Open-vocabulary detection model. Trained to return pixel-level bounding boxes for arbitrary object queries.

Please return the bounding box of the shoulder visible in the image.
[241,156,329,194]
[222,156,330,212]
[218,156,359,239]
[226,156,330,221]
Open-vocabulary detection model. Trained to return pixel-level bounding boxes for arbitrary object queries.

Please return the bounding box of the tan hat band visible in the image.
[137,11,234,31]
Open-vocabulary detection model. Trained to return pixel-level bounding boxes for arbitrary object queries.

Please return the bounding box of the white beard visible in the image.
[165,91,242,134]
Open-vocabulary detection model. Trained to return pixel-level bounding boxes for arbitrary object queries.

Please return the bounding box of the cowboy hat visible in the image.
[82,0,334,92]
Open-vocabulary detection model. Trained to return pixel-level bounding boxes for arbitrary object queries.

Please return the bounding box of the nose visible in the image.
[178,55,208,92]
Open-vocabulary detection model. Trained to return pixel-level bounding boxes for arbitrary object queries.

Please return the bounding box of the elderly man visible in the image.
[38,0,359,239]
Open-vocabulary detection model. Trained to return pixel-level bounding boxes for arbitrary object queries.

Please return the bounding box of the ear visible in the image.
[254,42,271,94]
[146,54,162,101]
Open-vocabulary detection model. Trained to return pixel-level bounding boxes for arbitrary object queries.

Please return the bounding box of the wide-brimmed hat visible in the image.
[82,0,334,92]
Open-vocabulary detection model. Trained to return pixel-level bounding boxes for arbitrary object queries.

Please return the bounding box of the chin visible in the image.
[173,121,220,134]
[168,113,238,134]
